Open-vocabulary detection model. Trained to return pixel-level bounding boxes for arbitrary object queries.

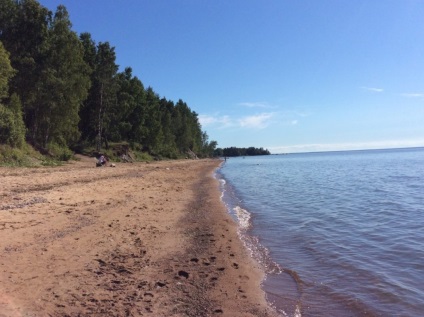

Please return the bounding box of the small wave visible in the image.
[281,268,304,293]
[233,206,252,229]
[238,228,284,275]
[218,179,226,200]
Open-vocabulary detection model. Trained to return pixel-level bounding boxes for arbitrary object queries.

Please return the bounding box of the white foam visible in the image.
[294,305,302,317]
[234,206,251,229]
[218,179,226,201]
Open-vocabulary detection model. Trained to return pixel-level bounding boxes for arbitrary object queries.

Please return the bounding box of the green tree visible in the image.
[36,5,90,147]
[126,77,147,144]
[141,87,162,153]
[199,131,218,157]
[173,100,193,152]
[110,67,145,142]
[0,0,50,144]
[171,99,205,156]
[79,32,97,72]
[0,41,25,147]
[95,42,119,150]
[157,98,177,158]
[190,110,203,154]
[78,38,118,150]
[0,94,26,148]
[222,146,270,157]
[78,32,97,142]
[214,147,223,157]
[0,40,14,99]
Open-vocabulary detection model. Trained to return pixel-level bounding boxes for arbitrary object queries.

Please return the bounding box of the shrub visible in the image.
[47,143,73,161]
[0,102,25,148]
[0,145,30,166]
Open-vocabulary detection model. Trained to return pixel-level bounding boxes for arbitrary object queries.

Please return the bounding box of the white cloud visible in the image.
[200,111,280,130]
[291,120,298,125]
[400,93,424,98]
[198,114,232,128]
[238,113,274,129]
[198,114,216,126]
[269,139,424,154]
[361,86,384,93]
[238,102,272,109]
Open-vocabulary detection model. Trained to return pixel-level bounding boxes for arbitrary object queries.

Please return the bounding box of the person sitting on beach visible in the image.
[97,155,107,167]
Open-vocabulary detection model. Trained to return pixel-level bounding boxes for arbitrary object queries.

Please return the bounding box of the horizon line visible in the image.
[271,145,424,155]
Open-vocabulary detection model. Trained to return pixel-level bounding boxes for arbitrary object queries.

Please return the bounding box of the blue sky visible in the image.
[40,0,424,153]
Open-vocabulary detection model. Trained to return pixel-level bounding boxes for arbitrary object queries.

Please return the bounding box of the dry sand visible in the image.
[0,158,277,317]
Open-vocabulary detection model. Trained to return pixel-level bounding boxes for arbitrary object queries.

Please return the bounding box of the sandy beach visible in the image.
[0,158,276,317]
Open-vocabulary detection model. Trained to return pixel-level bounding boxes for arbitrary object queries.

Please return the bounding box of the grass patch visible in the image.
[0,144,42,167]
[0,140,182,168]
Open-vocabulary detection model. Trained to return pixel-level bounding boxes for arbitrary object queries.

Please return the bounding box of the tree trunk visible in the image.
[96,83,103,151]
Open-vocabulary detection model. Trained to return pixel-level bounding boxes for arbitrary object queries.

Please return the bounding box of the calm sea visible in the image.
[216,148,424,317]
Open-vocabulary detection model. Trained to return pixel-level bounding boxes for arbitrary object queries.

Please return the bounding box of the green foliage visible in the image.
[198,131,218,158]
[46,142,73,161]
[0,2,90,149]
[110,67,144,142]
[0,0,50,143]
[0,144,30,166]
[79,38,118,150]
[0,40,25,148]
[36,5,90,148]
[0,103,25,148]
[219,146,271,157]
[134,151,154,162]
[214,147,223,157]
[0,104,15,146]
[0,143,47,166]
[0,41,15,99]
[8,94,26,148]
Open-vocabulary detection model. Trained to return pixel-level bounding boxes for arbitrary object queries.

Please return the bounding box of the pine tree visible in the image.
[0,41,25,148]
[0,0,50,145]
[37,5,90,147]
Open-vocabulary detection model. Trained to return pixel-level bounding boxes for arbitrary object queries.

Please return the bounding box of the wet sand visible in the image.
[0,158,277,316]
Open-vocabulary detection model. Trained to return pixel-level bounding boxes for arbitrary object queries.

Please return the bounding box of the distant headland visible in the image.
[214,146,271,157]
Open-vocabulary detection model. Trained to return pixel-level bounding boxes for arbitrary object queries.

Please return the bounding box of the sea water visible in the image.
[216,148,424,317]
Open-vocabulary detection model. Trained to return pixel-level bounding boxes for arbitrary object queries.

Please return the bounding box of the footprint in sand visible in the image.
[143,292,154,303]
[177,270,189,279]
[155,281,167,288]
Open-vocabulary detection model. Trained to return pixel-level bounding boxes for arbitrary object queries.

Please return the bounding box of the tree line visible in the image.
[215,147,271,157]
[0,0,217,159]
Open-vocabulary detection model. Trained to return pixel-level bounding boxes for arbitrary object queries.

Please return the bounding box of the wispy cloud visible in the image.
[198,114,232,128]
[200,112,276,130]
[238,113,274,129]
[400,93,424,98]
[361,86,384,93]
[280,109,312,118]
[269,139,424,154]
[293,111,311,117]
[238,102,276,109]
[291,120,298,125]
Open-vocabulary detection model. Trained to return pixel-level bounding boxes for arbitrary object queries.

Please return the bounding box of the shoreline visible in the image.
[0,158,277,316]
